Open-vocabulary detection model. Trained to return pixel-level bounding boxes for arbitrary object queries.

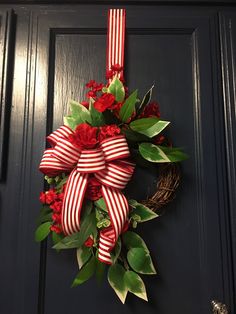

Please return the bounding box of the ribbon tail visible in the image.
[61,168,89,235]
[98,185,129,264]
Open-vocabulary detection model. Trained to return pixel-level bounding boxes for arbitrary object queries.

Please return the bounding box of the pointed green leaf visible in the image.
[36,206,52,226]
[94,198,107,212]
[124,271,148,301]
[72,256,96,287]
[122,231,149,251]
[119,90,138,123]
[63,116,79,130]
[130,117,170,138]
[122,129,151,142]
[69,100,92,124]
[108,264,128,304]
[76,246,92,269]
[95,258,106,284]
[89,98,106,126]
[159,146,188,162]
[129,200,159,222]
[107,76,125,102]
[139,143,171,163]
[53,212,96,249]
[35,221,51,242]
[52,232,64,246]
[136,85,154,116]
[127,247,157,275]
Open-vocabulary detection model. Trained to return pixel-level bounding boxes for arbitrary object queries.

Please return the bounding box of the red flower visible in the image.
[57,192,64,201]
[81,101,89,108]
[94,93,115,112]
[140,102,160,118]
[45,189,57,205]
[39,192,46,204]
[93,83,104,91]
[50,225,62,234]
[106,70,114,80]
[85,177,102,201]
[84,237,94,247]
[50,201,63,212]
[52,213,61,224]
[98,124,121,142]
[68,123,98,149]
[85,80,95,88]
[111,64,123,72]
[86,90,96,98]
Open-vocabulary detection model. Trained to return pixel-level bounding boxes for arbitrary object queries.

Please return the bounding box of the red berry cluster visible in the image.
[39,189,64,234]
[85,80,104,99]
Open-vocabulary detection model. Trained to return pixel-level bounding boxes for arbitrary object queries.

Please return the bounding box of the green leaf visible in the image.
[139,142,171,163]
[159,145,188,162]
[53,212,96,249]
[35,222,51,242]
[76,246,92,269]
[136,85,154,116]
[89,98,106,126]
[72,256,96,287]
[127,248,156,275]
[36,206,52,226]
[63,115,79,130]
[122,129,151,142]
[52,232,64,246]
[130,117,170,138]
[119,90,138,123]
[94,198,108,212]
[95,258,106,284]
[108,264,128,304]
[107,76,125,102]
[129,200,159,222]
[122,231,149,251]
[111,238,121,264]
[81,200,93,219]
[69,100,92,124]
[124,271,148,301]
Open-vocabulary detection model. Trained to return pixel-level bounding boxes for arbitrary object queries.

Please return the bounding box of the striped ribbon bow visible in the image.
[39,125,135,264]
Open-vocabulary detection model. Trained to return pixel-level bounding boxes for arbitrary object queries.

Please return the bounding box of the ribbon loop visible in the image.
[77,149,106,173]
[39,127,135,264]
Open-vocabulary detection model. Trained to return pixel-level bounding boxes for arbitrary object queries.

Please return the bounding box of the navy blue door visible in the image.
[0,4,235,314]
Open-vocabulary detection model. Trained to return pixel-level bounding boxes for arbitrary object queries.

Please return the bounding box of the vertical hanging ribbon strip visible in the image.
[107,9,126,82]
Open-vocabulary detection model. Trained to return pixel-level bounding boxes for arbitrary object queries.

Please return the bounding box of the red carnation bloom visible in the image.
[84,237,94,247]
[98,124,121,142]
[140,102,161,118]
[50,201,63,213]
[94,93,115,112]
[57,192,64,201]
[68,123,98,149]
[50,225,62,234]
[45,189,57,205]
[85,177,102,201]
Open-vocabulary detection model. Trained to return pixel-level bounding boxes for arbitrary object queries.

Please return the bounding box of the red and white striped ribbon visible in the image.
[39,127,135,264]
[107,9,126,81]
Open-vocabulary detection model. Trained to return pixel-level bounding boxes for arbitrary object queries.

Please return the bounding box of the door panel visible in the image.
[0,5,234,314]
